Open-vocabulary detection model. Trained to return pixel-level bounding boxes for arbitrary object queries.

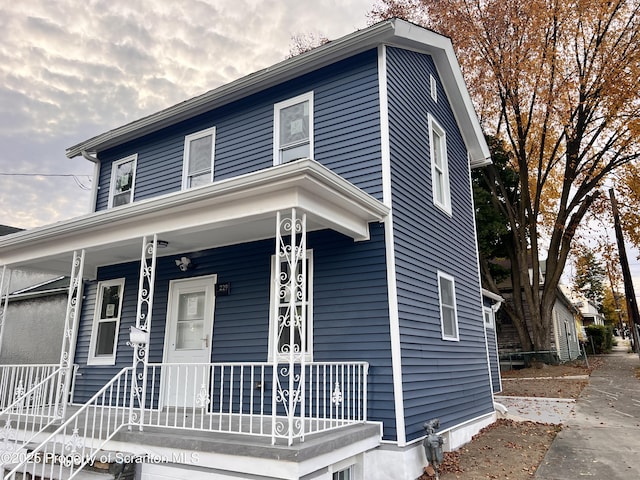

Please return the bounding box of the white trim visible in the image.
[378,45,407,447]
[182,126,216,189]
[437,271,459,341]
[273,91,314,165]
[428,114,451,216]
[108,154,137,208]
[90,160,100,213]
[88,278,125,366]
[268,250,314,362]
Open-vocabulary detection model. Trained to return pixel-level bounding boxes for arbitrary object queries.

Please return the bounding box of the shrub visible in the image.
[585,324,613,353]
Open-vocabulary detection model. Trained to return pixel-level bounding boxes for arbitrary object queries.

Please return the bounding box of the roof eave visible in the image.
[66,19,489,164]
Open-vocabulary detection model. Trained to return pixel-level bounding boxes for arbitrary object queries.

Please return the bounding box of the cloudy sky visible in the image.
[0,0,375,229]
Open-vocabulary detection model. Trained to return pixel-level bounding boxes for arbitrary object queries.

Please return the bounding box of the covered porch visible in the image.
[0,159,388,478]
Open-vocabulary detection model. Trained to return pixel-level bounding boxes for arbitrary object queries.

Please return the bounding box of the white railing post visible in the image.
[272,209,306,445]
[129,235,158,430]
[56,250,85,420]
[0,266,11,356]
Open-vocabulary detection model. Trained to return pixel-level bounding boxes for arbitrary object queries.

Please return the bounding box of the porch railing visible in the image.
[142,361,368,438]
[3,367,133,480]
[0,364,59,412]
[0,366,63,465]
[3,361,368,479]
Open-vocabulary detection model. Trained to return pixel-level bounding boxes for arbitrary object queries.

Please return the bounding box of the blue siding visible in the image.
[386,47,493,442]
[73,224,396,438]
[95,49,383,210]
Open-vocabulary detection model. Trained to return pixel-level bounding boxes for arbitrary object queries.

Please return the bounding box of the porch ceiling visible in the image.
[0,159,388,278]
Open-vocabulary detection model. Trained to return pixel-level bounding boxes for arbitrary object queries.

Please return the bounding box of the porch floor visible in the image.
[30,404,382,463]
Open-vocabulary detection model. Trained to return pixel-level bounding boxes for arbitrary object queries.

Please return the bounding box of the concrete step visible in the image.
[3,462,113,480]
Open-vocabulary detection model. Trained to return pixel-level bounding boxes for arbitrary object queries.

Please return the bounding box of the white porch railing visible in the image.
[3,361,368,479]
[0,364,59,412]
[0,366,62,464]
[3,367,133,480]
[142,361,368,438]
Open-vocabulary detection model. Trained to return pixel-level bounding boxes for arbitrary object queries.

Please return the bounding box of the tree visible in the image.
[614,162,640,249]
[573,248,605,308]
[370,0,640,350]
[287,32,329,59]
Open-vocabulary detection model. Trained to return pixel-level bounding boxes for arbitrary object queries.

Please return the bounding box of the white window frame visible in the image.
[108,154,137,208]
[182,126,216,189]
[268,250,314,362]
[430,74,437,102]
[438,271,459,341]
[428,114,451,215]
[88,278,125,365]
[273,92,314,165]
[483,306,495,329]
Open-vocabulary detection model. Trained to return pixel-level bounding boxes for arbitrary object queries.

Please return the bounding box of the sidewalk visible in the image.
[535,342,640,479]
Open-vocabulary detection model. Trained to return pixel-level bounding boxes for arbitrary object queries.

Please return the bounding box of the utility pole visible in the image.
[609,188,640,356]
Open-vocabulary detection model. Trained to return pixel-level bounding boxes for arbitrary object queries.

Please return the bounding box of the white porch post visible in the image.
[56,250,85,419]
[271,208,307,445]
[129,235,158,430]
[0,266,12,356]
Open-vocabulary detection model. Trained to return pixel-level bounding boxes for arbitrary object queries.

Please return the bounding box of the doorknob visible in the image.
[202,334,209,348]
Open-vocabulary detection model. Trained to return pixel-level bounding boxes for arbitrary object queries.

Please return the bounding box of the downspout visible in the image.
[81,150,100,213]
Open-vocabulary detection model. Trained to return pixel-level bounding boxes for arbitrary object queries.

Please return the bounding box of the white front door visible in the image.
[162,275,216,407]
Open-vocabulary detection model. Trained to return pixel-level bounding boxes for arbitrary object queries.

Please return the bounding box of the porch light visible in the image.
[175,256,192,271]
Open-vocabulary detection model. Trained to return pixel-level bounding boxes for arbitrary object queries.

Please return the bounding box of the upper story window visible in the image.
[438,271,459,341]
[88,278,125,365]
[182,126,216,189]
[109,155,136,208]
[273,92,314,165]
[428,114,451,215]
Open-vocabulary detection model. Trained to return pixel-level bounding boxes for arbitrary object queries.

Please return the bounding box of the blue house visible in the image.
[0,19,496,480]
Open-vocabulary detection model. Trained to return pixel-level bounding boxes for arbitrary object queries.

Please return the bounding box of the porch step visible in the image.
[3,462,113,480]
[3,444,136,480]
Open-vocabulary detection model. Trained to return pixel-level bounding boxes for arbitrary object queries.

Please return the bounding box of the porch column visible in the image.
[56,250,85,419]
[0,266,11,355]
[129,235,158,430]
[271,208,307,445]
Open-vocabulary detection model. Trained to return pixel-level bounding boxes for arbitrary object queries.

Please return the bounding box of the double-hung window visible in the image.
[109,155,136,208]
[273,92,313,165]
[88,279,125,365]
[269,250,313,361]
[429,114,451,214]
[182,126,216,189]
[438,272,459,341]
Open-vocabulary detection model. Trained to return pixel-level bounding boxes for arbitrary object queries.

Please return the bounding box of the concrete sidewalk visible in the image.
[535,342,640,479]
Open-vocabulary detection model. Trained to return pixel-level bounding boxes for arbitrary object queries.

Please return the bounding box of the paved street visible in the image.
[535,342,640,479]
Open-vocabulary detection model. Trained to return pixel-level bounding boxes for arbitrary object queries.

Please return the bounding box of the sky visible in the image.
[0,0,375,229]
[1,0,639,299]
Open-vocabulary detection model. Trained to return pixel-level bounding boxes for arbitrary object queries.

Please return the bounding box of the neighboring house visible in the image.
[563,289,605,327]
[495,260,581,364]
[0,225,67,364]
[0,19,497,480]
